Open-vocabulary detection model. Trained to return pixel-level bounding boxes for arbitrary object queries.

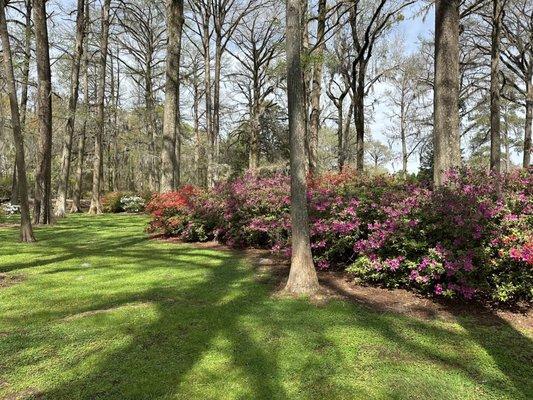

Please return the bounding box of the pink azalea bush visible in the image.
[147,167,533,305]
[347,168,532,304]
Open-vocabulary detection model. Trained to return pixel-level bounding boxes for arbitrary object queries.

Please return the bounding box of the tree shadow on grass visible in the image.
[320,277,533,399]
[30,252,289,400]
[27,258,532,400]
[2,216,532,399]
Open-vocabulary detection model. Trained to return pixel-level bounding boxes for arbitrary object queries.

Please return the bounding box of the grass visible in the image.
[0,214,532,400]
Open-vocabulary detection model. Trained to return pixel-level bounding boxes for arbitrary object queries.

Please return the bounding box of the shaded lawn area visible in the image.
[0,215,532,400]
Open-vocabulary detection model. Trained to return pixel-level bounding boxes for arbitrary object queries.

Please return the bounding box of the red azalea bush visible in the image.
[146,168,533,305]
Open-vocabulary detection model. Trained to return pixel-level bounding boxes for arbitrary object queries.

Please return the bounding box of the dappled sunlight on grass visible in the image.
[0,215,531,399]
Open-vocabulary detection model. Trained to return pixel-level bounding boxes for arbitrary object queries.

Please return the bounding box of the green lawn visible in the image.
[0,215,531,400]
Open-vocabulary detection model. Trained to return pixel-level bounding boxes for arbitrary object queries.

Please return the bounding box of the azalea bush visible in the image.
[347,169,533,304]
[120,196,146,213]
[146,168,533,305]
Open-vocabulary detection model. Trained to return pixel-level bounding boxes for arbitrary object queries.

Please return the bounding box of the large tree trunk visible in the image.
[193,76,203,186]
[524,76,532,168]
[55,0,86,217]
[10,0,33,204]
[284,0,319,296]
[10,0,32,205]
[433,0,461,186]
[89,0,111,214]
[490,0,502,174]
[203,15,214,187]
[342,98,353,167]
[0,0,35,242]
[308,0,326,175]
[161,0,184,192]
[33,0,53,225]
[249,85,260,171]
[20,0,32,128]
[72,4,90,213]
[146,72,158,192]
[354,61,366,172]
[213,39,222,181]
[336,102,344,171]
[10,164,18,204]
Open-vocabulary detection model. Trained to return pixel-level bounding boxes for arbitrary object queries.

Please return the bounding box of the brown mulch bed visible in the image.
[154,237,533,331]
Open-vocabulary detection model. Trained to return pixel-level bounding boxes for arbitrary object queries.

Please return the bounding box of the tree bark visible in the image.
[433,0,461,186]
[308,0,326,175]
[341,100,353,169]
[89,0,111,214]
[336,102,344,171]
[284,0,319,296]
[10,0,32,204]
[161,0,184,192]
[72,3,90,213]
[0,0,35,242]
[10,163,18,204]
[146,65,158,192]
[33,0,53,225]
[202,10,214,187]
[249,72,261,171]
[490,0,502,174]
[193,73,203,186]
[56,0,86,217]
[524,77,532,168]
[20,0,32,128]
[354,60,366,172]
[213,38,222,180]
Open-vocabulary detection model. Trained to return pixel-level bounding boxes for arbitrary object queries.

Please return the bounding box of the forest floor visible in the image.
[0,215,532,400]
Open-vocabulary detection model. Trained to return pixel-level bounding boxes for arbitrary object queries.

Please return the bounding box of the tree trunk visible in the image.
[89,0,111,214]
[308,0,326,175]
[213,39,222,181]
[249,84,260,171]
[343,98,353,165]
[56,0,86,217]
[401,124,408,176]
[146,72,158,192]
[33,0,53,225]
[337,103,344,171]
[10,0,32,204]
[284,0,319,296]
[354,61,366,172]
[524,77,532,168]
[490,0,502,174]
[193,76,203,186]
[72,4,90,213]
[20,0,32,128]
[503,106,510,173]
[161,0,184,192]
[10,164,18,204]
[433,0,461,186]
[0,0,35,242]
[203,14,214,187]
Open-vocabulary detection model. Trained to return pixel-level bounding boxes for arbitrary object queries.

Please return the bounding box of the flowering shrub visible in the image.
[146,168,533,305]
[1,202,21,215]
[103,192,147,213]
[103,192,125,213]
[347,168,533,304]
[120,196,145,213]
